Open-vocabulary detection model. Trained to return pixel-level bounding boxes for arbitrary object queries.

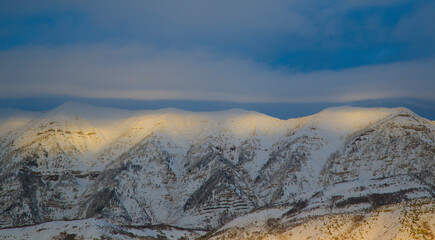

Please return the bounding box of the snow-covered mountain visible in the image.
[0,103,433,239]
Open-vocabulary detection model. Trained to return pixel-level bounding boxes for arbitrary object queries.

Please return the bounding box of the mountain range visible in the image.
[0,102,433,240]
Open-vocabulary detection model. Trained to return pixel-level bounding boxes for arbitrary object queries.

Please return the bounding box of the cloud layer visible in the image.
[1,45,434,103]
[0,1,434,103]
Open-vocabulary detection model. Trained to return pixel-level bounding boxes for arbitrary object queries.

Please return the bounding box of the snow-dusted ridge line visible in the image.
[0,102,409,141]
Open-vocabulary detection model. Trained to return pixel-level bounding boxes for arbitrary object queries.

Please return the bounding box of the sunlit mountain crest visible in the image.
[0,102,405,146]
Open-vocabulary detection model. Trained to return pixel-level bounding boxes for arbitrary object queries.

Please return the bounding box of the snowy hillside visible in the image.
[0,103,433,239]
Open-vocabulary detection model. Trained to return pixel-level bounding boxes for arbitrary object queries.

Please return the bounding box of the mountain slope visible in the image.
[210,198,435,240]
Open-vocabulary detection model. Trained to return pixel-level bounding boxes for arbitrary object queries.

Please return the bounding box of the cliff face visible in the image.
[0,103,433,239]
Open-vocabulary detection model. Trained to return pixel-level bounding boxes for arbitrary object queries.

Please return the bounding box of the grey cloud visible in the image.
[1,1,433,103]
[0,45,434,103]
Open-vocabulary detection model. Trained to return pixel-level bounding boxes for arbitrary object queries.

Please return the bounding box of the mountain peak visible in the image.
[49,102,104,115]
[306,106,398,133]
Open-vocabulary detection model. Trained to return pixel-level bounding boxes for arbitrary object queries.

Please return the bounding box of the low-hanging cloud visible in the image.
[0,45,434,103]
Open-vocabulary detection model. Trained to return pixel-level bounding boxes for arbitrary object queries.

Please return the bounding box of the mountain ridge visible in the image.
[0,103,433,239]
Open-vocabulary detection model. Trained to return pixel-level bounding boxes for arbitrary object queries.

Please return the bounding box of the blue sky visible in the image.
[0,1,434,119]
